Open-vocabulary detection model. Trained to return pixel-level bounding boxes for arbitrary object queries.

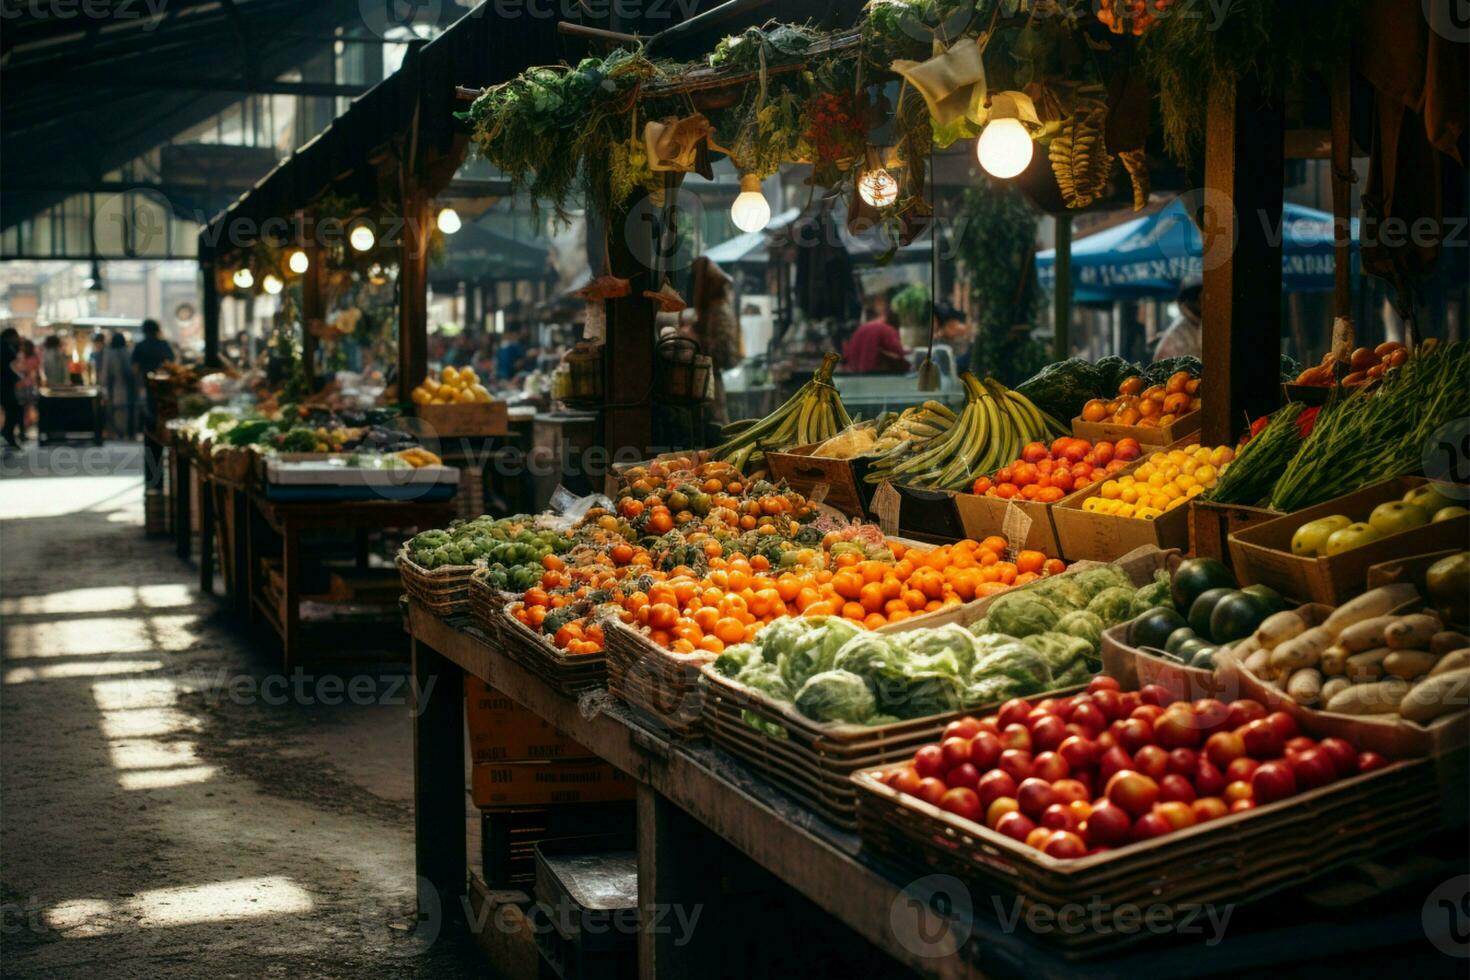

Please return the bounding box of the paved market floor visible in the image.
[1,444,485,978]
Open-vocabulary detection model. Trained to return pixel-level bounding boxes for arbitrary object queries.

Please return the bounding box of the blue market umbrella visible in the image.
[1035,198,1359,302]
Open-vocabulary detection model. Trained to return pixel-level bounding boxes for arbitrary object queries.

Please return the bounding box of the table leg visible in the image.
[242,495,257,625]
[636,786,720,979]
[198,478,214,595]
[232,488,251,618]
[412,636,467,929]
[281,522,300,670]
[175,455,191,561]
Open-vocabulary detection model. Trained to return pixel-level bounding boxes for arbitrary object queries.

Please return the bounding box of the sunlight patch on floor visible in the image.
[116,765,219,790]
[4,659,164,683]
[42,876,313,937]
[0,584,194,616]
[98,706,201,740]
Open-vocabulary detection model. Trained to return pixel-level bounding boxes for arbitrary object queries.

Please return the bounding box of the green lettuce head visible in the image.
[986,592,1062,638]
[894,670,964,719]
[1086,586,1138,627]
[757,617,813,665]
[1053,610,1105,655]
[779,617,862,689]
[793,669,877,724]
[735,660,792,701]
[832,632,908,709]
[897,623,979,677]
[714,643,759,676]
[1072,566,1132,600]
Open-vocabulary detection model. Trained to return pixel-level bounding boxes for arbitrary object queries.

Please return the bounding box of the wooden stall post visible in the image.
[1200,77,1285,445]
[399,185,432,398]
[411,635,467,928]
[301,242,326,390]
[202,257,222,368]
[1053,214,1072,360]
[604,191,657,459]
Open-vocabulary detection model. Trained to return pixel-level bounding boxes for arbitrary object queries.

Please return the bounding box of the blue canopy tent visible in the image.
[1036,199,1360,302]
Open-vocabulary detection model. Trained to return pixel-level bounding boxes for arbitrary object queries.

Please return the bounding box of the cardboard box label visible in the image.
[466,676,590,763]
[471,760,635,808]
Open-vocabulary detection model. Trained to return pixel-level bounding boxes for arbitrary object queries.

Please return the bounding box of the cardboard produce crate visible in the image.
[1050,437,1206,562]
[465,675,590,763]
[1227,476,1470,605]
[471,759,635,809]
[765,444,874,518]
[953,492,1064,557]
[1071,409,1200,448]
[414,400,509,438]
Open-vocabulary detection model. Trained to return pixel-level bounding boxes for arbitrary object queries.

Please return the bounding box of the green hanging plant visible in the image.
[952,183,1047,385]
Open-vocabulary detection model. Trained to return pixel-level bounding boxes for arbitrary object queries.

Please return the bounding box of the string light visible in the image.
[976,117,1033,179]
[287,250,310,274]
[231,268,255,290]
[262,274,283,295]
[730,174,771,233]
[857,167,899,208]
[349,222,376,252]
[436,208,462,234]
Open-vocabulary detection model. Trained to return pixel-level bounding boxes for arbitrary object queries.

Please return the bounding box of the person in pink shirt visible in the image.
[842,297,907,373]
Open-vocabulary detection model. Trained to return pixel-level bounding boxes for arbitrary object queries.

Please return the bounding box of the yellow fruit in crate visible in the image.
[441,365,459,385]
[411,388,432,405]
[470,384,492,403]
[454,387,477,404]
[1083,498,1102,513]
[421,376,441,394]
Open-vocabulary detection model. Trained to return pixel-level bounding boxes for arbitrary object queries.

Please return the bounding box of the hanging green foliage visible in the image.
[952,183,1047,385]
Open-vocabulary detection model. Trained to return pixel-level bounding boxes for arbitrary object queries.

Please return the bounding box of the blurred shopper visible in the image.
[87,332,106,384]
[843,298,907,373]
[101,332,137,438]
[41,335,70,386]
[933,302,971,370]
[681,256,740,425]
[132,320,175,487]
[15,339,40,438]
[1,328,21,450]
[1155,278,1203,361]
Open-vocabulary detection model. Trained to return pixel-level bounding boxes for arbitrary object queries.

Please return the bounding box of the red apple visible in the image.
[1251,760,1298,803]
[1040,802,1078,832]
[947,762,980,791]
[1118,691,1144,716]
[1318,737,1356,776]
[1154,707,1203,749]
[1284,736,1317,759]
[1083,800,1132,846]
[994,810,1037,842]
[1222,780,1253,804]
[1129,704,1165,726]
[1229,798,1256,813]
[1094,730,1117,751]
[1191,698,1232,736]
[1225,699,1267,730]
[1087,675,1121,694]
[944,717,982,740]
[969,731,1002,771]
[1031,715,1067,753]
[998,698,1033,730]
[1166,747,1199,775]
[1070,701,1105,735]
[939,787,981,821]
[1066,799,1093,825]
[1191,797,1228,822]
[1132,811,1173,841]
[1000,723,1033,753]
[1194,758,1227,797]
[1032,751,1070,783]
[1289,747,1337,790]
[1053,696,1078,721]
[1226,757,1260,782]
[977,770,1018,811]
[1239,718,1283,759]
[986,796,1020,829]
[1133,744,1170,781]
[1205,730,1247,769]
[1058,735,1097,772]
[1030,703,1059,724]
[999,749,1034,783]
[1097,745,1134,785]
[1092,689,1123,722]
[1051,778,1089,805]
[914,744,946,779]
[1025,827,1052,850]
[1105,770,1161,817]
[1356,751,1388,773]
[976,716,1001,736]
[940,736,972,772]
[1016,777,1059,819]
[1117,717,1154,754]
[916,777,948,806]
[1159,773,1197,804]
[1042,830,1088,859]
[1155,800,1197,830]
[1139,683,1177,707]
[1266,710,1299,742]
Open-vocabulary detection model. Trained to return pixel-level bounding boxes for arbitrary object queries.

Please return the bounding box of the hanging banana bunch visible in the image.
[1049,87,1114,210]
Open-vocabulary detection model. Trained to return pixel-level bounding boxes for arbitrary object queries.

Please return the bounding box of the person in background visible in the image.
[15,339,40,437]
[842,295,907,373]
[87,332,106,385]
[1,328,21,451]
[41,335,69,387]
[1154,278,1203,361]
[132,320,175,488]
[100,332,137,439]
[933,302,971,371]
[680,255,741,426]
[495,330,527,381]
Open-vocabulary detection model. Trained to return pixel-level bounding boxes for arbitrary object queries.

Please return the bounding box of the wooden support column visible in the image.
[1053,214,1072,360]
[202,259,222,368]
[1200,76,1285,445]
[300,244,325,390]
[399,185,432,396]
[604,193,656,458]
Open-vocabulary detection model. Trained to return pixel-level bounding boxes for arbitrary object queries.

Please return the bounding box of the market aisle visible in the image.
[1,450,484,979]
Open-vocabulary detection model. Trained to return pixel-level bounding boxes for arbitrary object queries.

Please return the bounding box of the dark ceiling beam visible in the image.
[0,0,221,57]
[38,75,369,96]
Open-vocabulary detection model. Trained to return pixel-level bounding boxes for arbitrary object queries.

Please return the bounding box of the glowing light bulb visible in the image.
[262,274,283,295]
[857,167,899,208]
[232,268,254,290]
[287,250,309,274]
[349,223,376,252]
[730,175,771,233]
[976,117,1033,179]
[436,207,462,234]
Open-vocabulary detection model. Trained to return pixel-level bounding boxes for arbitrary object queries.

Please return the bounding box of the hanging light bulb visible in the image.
[349,222,376,252]
[857,167,900,208]
[436,207,462,234]
[287,249,310,274]
[232,268,255,290]
[976,96,1034,179]
[730,174,771,233]
[262,274,283,295]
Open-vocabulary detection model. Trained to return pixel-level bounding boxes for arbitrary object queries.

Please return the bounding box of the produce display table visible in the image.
[405,600,1463,979]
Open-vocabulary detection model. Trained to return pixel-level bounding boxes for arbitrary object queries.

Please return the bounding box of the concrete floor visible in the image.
[1,444,487,978]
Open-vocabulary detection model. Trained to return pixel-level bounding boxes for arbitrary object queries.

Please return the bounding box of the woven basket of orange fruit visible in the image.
[1074,370,1202,447]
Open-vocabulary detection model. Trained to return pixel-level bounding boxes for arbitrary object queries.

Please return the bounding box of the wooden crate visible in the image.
[1051,438,1201,562]
[604,619,708,740]
[497,607,607,697]
[1071,409,1200,448]
[852,754,1450,957]
[1098,622,1241,702]
[765,445,874,518]
[1187,498,1278,569]
[414,401,510,438]
[396,548,481,616]
[953,492,1064,557]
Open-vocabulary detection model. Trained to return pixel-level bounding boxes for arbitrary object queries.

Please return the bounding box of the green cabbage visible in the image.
[972,641,1053,689]
[757,617,812,664]
[1073,566,1132,599]
[778,617,861,689]
[895,671,964,719]
[1087,586,1139,627]
[1022,631,1095,673]
[735,660,792,701]
[793,670,877,724]
[1054,610,1105,654]
[832,632,908,708]
[1030,575,1091,613]
[1130,579,1174,617]
[896,623,979,677]
[987,593,1063,637]
[964,674,1029,707]
[969,616,992,636]
[714,643,759,676]
[1053,659,1095,688]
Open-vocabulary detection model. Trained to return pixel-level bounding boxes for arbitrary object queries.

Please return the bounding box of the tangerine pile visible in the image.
[1081,371,1200,429]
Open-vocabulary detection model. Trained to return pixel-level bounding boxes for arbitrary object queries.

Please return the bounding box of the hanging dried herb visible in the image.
[1048,88,1113,210]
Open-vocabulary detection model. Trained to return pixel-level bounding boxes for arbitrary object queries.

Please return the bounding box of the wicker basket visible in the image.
[467,568,517,641]
[852,755,1451,957]
[605,620,710,740]
[497,607,607,697]
[210,446,254,484]
[396,547,482,617]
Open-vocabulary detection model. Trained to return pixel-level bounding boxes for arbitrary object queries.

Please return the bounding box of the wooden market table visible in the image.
[405,602,1466,980]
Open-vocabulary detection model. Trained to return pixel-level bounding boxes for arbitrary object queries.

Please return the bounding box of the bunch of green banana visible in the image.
[714,353,851,474]
[864,374,1068,490]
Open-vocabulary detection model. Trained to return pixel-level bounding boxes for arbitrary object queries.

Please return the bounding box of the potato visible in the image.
[1255,611,1307,650]
[1287,668,1323,705]
[1327,678,1410,715]
[1319,676,1351,705]
[1320,644,1350,676]
[1322,585,1422,635]
[1345,647,1391,682]
[1271,626,1334,672]
[1400,669,1470,725]
[1430,632,1470,657]
[1243,646,1272,677]
[1235,634,1262,657]
[1429,649,1470,678]
[1338,615,1394,653]
[1383,650,1438,680]
[1384,614,1444,651]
